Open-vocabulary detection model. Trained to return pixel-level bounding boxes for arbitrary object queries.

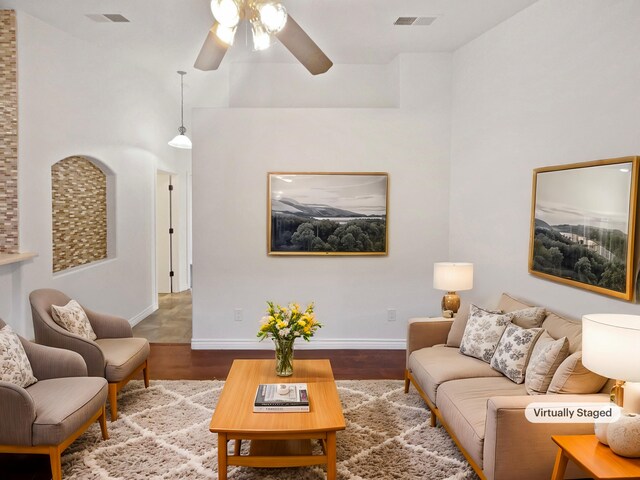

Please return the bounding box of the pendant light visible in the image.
[168,71,192,149]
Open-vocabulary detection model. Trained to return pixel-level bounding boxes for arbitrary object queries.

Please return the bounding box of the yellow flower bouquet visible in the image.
[257,301,321,376]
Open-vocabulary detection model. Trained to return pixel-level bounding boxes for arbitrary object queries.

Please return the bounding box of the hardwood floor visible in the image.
[147,344,406,380]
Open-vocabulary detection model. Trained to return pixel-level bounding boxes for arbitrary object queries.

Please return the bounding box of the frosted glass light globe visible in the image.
[211,0,240,28]
[258,3,287,33]
[215,24,237,45]
[251,21,272,51]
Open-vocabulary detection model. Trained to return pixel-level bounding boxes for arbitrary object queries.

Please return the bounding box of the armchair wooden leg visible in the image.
[98,405,109,440]
[430,408,437,427]
[404,369,410,393]
[48,445,62,480]
[108,383,118,421]
[143,360,150,388]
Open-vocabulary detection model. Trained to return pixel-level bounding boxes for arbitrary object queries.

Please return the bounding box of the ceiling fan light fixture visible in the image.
[215,23,237,45]
[211,0,240,28]
[258,3,287,33]
[251,20,272,51]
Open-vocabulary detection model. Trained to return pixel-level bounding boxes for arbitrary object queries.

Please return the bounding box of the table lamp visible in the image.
[582,314,640,408]
[433,262,473,315]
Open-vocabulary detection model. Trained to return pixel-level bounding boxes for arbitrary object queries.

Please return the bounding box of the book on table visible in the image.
[253,383,310,412]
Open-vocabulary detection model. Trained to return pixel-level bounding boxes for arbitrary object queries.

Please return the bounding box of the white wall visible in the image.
[191,54,453,349]
[449,0,640,317]
[0,11,190,337]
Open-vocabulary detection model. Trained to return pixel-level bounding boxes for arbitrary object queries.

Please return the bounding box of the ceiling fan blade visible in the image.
[275,15,333,75]
[194,25,228,71]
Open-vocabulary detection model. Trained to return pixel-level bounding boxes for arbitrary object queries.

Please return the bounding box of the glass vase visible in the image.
[273,337,294,377]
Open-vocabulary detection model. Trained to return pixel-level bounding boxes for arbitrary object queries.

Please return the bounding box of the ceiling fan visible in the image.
[194,0,333,75]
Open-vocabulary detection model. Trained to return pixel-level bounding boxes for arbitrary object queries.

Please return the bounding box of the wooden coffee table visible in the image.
[210,359,346,480]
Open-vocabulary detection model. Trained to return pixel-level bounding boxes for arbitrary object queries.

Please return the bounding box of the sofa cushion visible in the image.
[525,332,570,395]
[29,376,107,445]
[445,305,470,348]
[0,325,38,388]
[95,338,150,382]
[50,300,97,341]
[460,305,515,363]
[437,377,527,468]
[547,351,608,394]
[490,324,543,384]
[511,307,546,329]
[408,345,503,405]
[497,293,533,312]
[497,293,583,352]
[541,313,582,354]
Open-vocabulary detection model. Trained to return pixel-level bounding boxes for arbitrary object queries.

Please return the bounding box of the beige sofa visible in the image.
[405,293,611,480]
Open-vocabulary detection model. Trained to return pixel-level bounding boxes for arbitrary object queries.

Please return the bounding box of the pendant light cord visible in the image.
[177,70,187,135]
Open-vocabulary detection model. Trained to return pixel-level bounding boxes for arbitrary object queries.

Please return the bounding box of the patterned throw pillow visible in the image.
[490,324,543,384]
[0,325,38,388]
[459,305,515,363]
[511,307,546,329]
[51,300,97,341]
[525,332,570,395]
[446,305,503,348]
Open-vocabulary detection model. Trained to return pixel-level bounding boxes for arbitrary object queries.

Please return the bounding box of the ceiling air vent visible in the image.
[394,17,417,26]
[394,16,439,26]
[86,13,130,23]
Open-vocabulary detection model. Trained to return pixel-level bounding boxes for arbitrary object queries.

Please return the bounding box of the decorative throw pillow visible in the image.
[51,300,97,341]
[459,305,515,363]
[490,324,543,383]
[525,332,570,394]
[0,325,38,388]
[547,352,608,395]
[446,305,502,348]
[510,307,546,329]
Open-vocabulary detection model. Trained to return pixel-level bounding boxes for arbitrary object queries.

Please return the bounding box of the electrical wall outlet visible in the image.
[234,308,243,322]
[387,308,397,322]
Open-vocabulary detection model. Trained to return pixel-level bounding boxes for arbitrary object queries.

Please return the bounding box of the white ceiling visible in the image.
[1,0,538,75]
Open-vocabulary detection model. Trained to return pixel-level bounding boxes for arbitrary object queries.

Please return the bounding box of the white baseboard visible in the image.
[190,338,406,350]
[129,304,158,327]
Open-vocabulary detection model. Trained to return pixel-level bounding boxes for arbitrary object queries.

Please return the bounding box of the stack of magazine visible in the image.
[253,383,309,412]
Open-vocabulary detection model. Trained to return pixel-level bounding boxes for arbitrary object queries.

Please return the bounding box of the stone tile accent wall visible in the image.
[52,157,107,272]
[0,10,18,254]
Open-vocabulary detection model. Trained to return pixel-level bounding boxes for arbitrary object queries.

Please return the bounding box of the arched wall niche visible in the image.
[51,155,116,273]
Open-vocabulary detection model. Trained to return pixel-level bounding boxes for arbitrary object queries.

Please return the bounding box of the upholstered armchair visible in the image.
[29,289,150,421]
[0,318,108,480]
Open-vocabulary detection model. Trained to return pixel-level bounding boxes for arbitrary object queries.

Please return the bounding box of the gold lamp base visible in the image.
[611,380,625,407]
[441,292,461,315]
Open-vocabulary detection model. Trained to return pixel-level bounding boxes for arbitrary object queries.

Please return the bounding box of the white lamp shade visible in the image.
[168,134,192,149]
[433,262,473,291]
[582,314,640,381]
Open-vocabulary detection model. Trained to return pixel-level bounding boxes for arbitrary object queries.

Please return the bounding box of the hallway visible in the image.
[133,290,191,343]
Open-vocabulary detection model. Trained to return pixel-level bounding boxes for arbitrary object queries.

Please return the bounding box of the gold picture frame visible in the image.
[529,156,639,300]
[267,172,389,256]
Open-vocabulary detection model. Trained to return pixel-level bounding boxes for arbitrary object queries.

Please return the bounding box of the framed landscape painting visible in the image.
[529,156,639,300]
[268,172,388,256]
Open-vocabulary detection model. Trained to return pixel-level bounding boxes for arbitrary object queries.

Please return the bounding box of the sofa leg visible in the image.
[143,360,150,388]
[49,445,62,480]
[430,409,437,427]
[108,383,118,421]
[404,370,410,393]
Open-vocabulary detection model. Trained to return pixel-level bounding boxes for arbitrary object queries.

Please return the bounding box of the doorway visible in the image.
[133,171,192,343]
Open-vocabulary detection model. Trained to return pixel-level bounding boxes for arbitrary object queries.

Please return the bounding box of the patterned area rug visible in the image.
[62,380,478,479]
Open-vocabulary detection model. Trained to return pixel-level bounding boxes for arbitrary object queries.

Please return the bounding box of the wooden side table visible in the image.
[551,434,640,479]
